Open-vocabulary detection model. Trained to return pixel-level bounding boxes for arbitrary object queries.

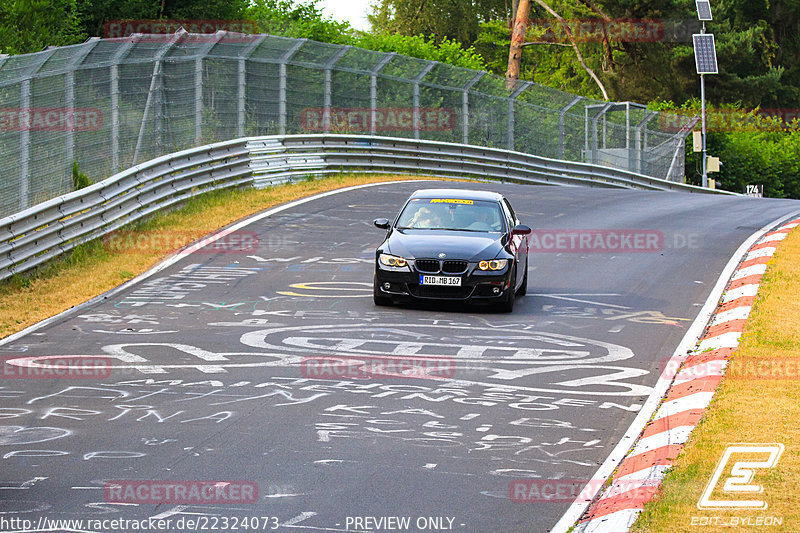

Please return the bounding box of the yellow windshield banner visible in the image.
[430,199,473,205]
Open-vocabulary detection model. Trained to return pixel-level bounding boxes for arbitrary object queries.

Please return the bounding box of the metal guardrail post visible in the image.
[462,72,484,145]
[323,46,350,132]
[507,82,532,151]
[558,96,582,160]
[279,39,306,135]
[370,53,394,135]
[238,35,266,138]
[413,62,435,140]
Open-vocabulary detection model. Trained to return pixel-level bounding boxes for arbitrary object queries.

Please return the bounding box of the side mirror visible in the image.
[512,224,532,235]
[373,218,391,230]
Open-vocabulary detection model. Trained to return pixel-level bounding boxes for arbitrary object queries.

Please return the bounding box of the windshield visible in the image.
[396,198,504,232]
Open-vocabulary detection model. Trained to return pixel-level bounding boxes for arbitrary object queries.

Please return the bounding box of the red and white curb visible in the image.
[570,218,800,533]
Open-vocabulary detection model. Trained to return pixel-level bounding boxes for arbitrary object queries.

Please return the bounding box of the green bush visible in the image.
[72,161,91,191]
[650,100,800,198]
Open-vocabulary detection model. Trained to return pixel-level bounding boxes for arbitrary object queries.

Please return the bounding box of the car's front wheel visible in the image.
[517,265,527,296]
[497,266,516,312]
[373,274,393,306]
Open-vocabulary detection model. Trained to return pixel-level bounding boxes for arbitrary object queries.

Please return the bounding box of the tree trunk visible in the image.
[506,0,531,87]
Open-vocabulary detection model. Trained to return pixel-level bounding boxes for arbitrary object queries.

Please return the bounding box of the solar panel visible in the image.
[693,34,718,74]
[696,0,713,21]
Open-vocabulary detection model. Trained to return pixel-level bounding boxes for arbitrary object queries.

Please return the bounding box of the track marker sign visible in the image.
[744,184,764,197]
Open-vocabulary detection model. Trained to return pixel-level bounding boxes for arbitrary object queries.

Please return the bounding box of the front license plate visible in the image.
[419,275,462,286]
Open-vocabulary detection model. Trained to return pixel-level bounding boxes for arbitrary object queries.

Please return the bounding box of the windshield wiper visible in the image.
[397,227,493,232]
[434,228,492,232]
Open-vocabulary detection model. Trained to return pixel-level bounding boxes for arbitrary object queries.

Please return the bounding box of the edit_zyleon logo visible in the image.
[698,443,784,510]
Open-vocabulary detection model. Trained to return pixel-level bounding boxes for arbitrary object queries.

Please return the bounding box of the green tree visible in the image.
[76,0,251,38]
[369,0,511,45]
[356,32,486,70]
[246,0,353,44]
[246,0,486,69]
[0,0,85,54]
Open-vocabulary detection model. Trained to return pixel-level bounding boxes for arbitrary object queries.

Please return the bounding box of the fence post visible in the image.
[370,53,394,135]
[109,37,137,173]
[413,62,435,140]
[279,39,306,135]
[17,49,55,211]
[194,59,202,143]
[19,80,30,211]
[634,112,656,174]
[193,32,225,145]
[585,103,612,164]
[238,35,266,138]
[462,72,484,145]
[507,81,531,151]
[133,31,184,165]
[65,71,74,167]
[110,65,119,172]
[558,96,582,160]
[64,38,100,173]
[322,46,350,132]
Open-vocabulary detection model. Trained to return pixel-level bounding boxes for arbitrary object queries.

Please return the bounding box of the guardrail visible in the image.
[0,134,733,281]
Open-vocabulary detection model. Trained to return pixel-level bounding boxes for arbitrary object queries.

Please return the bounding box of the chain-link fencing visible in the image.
[0,29,697,218]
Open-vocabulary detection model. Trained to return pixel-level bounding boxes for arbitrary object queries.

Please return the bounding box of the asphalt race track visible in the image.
[1,180,798,533]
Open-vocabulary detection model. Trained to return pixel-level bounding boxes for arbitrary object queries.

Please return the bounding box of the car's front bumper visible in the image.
[375,263,514,302]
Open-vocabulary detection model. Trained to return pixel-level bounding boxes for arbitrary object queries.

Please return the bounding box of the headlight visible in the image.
[478,259,507,271]
[379,253,409,269]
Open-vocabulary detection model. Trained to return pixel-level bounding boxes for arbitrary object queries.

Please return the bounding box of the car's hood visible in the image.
[386,229,504,261]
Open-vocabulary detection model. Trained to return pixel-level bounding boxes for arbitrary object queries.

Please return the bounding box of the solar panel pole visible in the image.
[701,72,707,187]
[698,12,708,188]
[694,0,714,187]
[700,17,707,188]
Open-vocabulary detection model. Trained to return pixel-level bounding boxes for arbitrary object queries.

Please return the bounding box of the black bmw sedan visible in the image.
[372,189,531,312]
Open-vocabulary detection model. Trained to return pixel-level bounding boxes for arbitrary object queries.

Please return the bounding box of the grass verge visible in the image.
[0,174,436,339]
[632,225,800,531]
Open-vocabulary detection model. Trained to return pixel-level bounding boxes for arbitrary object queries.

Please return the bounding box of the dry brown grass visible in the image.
[0,174,436,338]
[632,225,800,532]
